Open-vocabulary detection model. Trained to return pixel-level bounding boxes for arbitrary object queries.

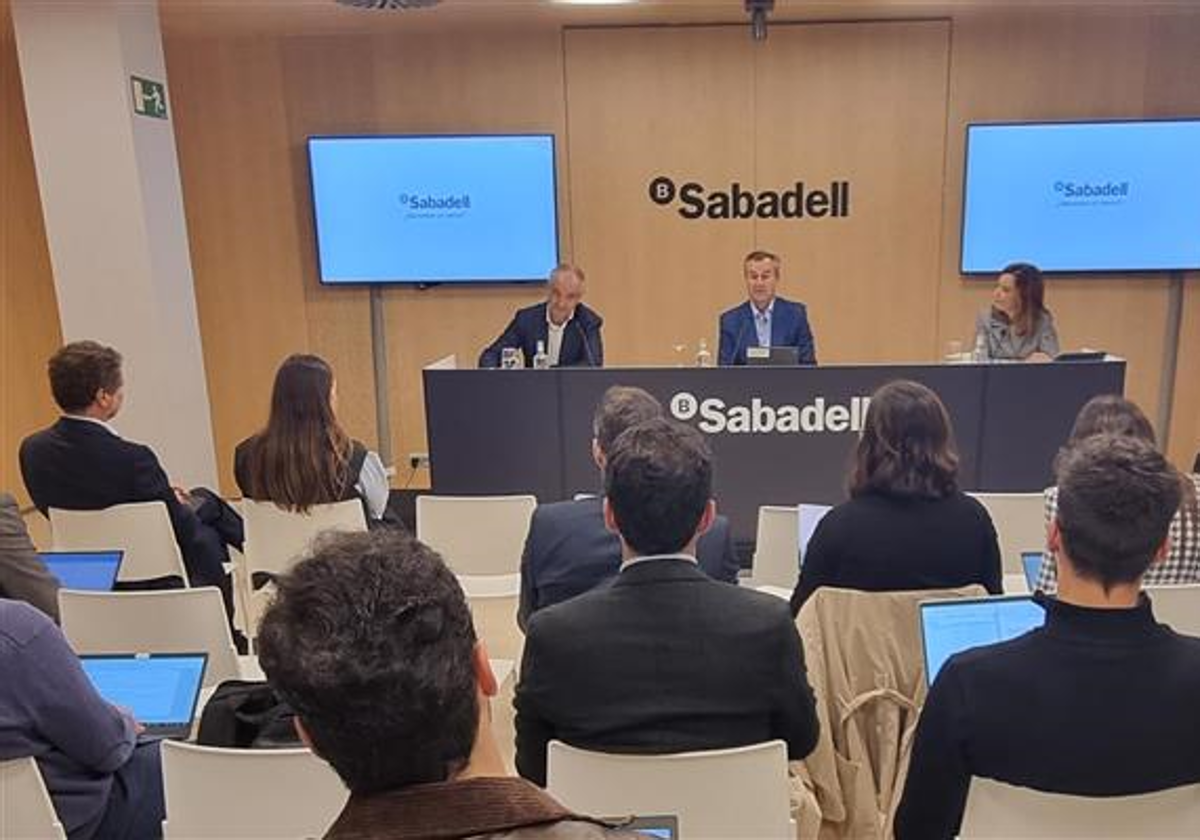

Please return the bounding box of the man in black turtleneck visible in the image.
[895,434,1200,840]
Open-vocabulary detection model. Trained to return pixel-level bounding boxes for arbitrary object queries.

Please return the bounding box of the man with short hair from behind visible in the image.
[895,435,1200,839]
[515,418,819,786]
[257,530,638,840]
[19,341,240,620]
[518,385,740,629]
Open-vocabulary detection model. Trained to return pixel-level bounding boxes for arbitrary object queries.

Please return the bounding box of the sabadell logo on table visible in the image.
[670,393,871,435]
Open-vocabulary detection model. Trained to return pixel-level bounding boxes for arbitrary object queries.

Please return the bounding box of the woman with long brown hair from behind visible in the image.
[234,354,389,522]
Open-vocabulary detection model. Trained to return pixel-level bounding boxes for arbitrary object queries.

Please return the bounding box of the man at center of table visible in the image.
[718,250,816,366]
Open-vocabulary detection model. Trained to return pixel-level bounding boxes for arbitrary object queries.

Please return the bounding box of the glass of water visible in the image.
[501,347,520,370]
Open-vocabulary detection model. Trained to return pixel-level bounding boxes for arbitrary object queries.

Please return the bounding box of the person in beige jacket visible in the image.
[257,529,637,840]
[0,491,58,621]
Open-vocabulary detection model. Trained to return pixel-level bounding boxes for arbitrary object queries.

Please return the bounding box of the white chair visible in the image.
[160,741,347,838]
[1147,584,1200,637]
[241,499,367,633]
[546,740,792,840]
[747,505,799,590]
[59,588,240,687]
[50,502,189,584]
[0,757,66,839]
[960,777,1200,838]
[458,573,523,665]
[417,495,536,576]
[967,492,1046,575]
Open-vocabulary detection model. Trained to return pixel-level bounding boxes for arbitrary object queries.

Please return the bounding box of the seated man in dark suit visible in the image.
[478,264,603,368]
[0,492,59,622]
[718,250,816,366]
[19,341,239,619]
[895,435,1200,840]
[518,385,739,630]
[514,417,820,786]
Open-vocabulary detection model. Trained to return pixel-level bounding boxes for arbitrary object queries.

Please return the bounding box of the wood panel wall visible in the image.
[0,5,60,505]
[3,8,1198,499]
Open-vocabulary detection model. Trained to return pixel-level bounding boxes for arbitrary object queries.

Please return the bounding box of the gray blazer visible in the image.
[974,307,1060,361]
[0,492,59,621]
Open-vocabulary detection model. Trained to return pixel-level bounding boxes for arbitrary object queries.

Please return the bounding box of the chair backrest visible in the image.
[960,777,1200,838]
[966,492,1046,575]
[458,573,522,663]
[749,505,799,589]
[416,495,536,576]
[1147,584,1200,637]
[58,588,239,687]
[0,757,67,839]
[242,499,366,579]
[50,502,188,584]
[546,740,792,840]
[160,741,347,838]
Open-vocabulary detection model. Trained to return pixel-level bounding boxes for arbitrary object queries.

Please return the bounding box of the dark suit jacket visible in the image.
[517,496,740,630]
[0,492,59,622]
[478,302,604,368]
[19,418,224,588]
[717,296,816,366]
[514,558,820,786]
[895,595,1200,840]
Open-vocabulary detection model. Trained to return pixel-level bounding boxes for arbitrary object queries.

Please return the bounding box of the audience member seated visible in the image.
[256,530,635,839]
[235,354,391,524]
[1036,395,1200,592]
[19,341,240,618]
[0,597,163,839]
[515,418,819,786]
[790,380,1002,615]
[894,435,1200,840]
[0,491,59,621]
[518,385,739,630]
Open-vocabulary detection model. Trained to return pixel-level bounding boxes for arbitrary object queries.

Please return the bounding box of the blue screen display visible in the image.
[308,135,559,284]
[961,120,1200,273]
[921,597,1045,684]
[39,551,122,591]
[81,655,207,724]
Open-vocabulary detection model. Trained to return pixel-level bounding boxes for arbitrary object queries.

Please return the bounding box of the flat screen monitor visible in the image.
[961,119,1200,273]
[308,134,560,285]
[920,595,1045,685]
[38,550,123,591]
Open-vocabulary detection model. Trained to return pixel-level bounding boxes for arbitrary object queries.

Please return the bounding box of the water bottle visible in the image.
[972,333,989,363]
[696,338,713,368]
[532,340,550,370]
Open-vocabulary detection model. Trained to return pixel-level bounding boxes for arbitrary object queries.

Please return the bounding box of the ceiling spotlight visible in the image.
[745,0,774,42]
[335,0,442,9]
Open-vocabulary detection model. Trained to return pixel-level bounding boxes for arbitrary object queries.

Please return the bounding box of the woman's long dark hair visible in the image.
[1002,261,1047,337]
[244,354,352,513]
[849,380,959,500]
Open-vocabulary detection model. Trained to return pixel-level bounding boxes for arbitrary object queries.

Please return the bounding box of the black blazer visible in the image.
[18,418,223,587]
[517,496,740,630]
[478,302,604,368]
[895,595,1200,840]
[790,490,1003,615]
[514,558,820,786]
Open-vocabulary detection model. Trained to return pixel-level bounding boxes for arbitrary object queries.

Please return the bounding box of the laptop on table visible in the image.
[1021,551,1045,591]
[746,346,800,366]
[38,550,124,591]
[919,595,1046,686]
[79,653,208,739]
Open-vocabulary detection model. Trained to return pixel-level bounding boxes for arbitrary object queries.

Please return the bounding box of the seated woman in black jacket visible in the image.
[235,354,389,523]
[789,380,1002,615]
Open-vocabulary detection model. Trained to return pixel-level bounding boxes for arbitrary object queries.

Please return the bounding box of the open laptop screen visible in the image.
[1021,551,1045,591]
[623,816,680,839]
[38,550,123,591]
[79,653,208,732]
[920,596,1045,685]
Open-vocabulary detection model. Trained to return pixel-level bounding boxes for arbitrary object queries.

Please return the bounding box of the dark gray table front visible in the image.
[424,361,1124,545]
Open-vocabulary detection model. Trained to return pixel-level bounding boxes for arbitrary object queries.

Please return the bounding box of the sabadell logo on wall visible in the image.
[670,393,871,435]
[648,176,852,220]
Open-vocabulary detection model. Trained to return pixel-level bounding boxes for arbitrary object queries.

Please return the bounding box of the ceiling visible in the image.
[157,0,1200,38]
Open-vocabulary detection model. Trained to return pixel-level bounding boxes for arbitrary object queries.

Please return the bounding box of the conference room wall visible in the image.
[0,5,61,507]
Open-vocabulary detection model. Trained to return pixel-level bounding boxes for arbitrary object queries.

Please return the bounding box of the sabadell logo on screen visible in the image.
[648,176,852,220]
[670,393,871,435]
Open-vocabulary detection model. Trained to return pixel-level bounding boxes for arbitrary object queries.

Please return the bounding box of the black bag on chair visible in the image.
[196,680,302,749]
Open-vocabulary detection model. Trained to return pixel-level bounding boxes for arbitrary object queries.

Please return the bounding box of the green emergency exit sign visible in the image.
[131,76,167,120]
